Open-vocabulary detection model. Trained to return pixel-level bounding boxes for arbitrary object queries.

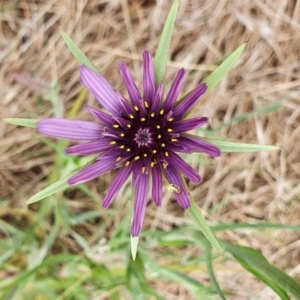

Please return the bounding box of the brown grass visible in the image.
[1,0,300,299]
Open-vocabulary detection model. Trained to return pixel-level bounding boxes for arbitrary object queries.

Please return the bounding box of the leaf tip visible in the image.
[130,236,139,261]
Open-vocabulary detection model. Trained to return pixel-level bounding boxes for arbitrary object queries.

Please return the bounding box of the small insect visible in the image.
[167,184,181,194]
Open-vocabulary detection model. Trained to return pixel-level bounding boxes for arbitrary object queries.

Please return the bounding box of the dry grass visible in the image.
[1,0,300,299]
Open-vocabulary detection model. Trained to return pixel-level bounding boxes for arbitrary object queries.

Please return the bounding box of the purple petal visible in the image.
[173,83,207,119]
[152,163,162,207]
[130,174,149,237]
[66,139,111,155]
[151,82,163,112]
[163,165,190,209]
[119,62,141,107]
[102,165,133,208]
[143,51,155,102]
[132,160,143,187]
[37,118,102,141]
[80,65,121,115]
[68,158,116,185]
[163,68,185,111]
[168,151,201,184]
[172,117,208,132]
[85,105,114,126]
[180,136,221,157]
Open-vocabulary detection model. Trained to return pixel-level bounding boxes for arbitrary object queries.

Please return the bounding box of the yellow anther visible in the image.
[163,163,168,169]
[165,152,169,157]
[161,143,166,147]
[119,145,125,149]
[142,167,146,174]
[134,105,139,111]
[125,161,130,167]
[144,101,149,108]
[120,133,125,137]
[171,138,178,142]
[116,156,122,162]
[160,109,164,115]
[158,134,161,139]
[127,124,131,128]
[134,156,140,160]
[167,128,173,132]
[168,117,174,122]
[156,125,161,129]
[113,124,119,128]
[150,161,155,167]
[141,117,146,121]
[126,148,131,152]
[150,112,155,117]
[129,114,134,119]
[109,141,116,145]
[152,150,157,154]
[143,153,147,157]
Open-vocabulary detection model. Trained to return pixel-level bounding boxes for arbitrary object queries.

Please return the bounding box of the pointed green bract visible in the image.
[154,0,179,86]
[201,137,281,152]
[131,236,139,261]
[4,118,38,128]
[60,31,99,73]
[202,43,246,97]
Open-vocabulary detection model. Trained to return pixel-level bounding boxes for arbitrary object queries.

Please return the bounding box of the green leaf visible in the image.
[130,236,139,261]
[202,43,246,97]
[60,31,99,73]
[222,242,300,299]
[154,0,179,86]
[4,118,38,128]
[201,137,281,153]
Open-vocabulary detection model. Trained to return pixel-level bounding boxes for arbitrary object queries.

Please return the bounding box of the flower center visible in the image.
[134,128,151,147]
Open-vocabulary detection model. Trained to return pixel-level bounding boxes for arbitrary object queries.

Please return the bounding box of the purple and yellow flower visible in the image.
[37,51,220,237]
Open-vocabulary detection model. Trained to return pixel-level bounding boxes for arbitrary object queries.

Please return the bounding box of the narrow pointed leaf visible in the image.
[154,0,179,85]
[4,118,38,128]
[200,137,281,152]
[60,31,99,73]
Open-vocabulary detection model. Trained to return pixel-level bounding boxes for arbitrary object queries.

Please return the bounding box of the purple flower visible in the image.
[37,51,220,237]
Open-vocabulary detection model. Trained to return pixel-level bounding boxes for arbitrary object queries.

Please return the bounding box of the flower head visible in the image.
[37,51,220,237]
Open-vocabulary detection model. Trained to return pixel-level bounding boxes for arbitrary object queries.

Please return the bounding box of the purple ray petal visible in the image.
[172,117,208,132]
[80,65,122,115]
[168,151,201,184]
[163,68,185,111]
[166,143,192,154]
[180,136,221,157]
[68,158,116,185]
[131,174,149,237]
[151,82,163,112]
[152,163,162,207]
[102,165,133,208]
[163,165,190,209]
[132,160,143,187]
[66,139,111,155]
[85,105,114,126]
[119,62,141,107]
[143,51,155,103]
[37,118,102,140]
[173,83,207,119]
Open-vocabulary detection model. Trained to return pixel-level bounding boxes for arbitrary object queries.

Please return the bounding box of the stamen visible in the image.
[158,134,161,139]
[134,156,140,160]
[165,152,169,157]
[160,109,164,115]
[134,105,139,111]
[109,141,116,145]
[129,114,134,119]
[125,161,130,167]
[120,133,125,137]
[168,117,174,122]
[126,148,131,152]
[171,138,178,142]
[167,128,173,132]
[152,150,157,154]
[143,153,147,157]
[119,145,125,149]
[144,101,149,108]
[150,112,155,117]
[156,125,161,129]
[140,117,146,121]
[113,124,119,128]
[161,143,166,147]
[163,163,168,169]
[127,124,131,128]
[141,167,146,174]
[116,157,122,162]
[150,161,155,167]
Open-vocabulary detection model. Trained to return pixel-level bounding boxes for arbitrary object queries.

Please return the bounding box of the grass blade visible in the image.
[4,118,38,128]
